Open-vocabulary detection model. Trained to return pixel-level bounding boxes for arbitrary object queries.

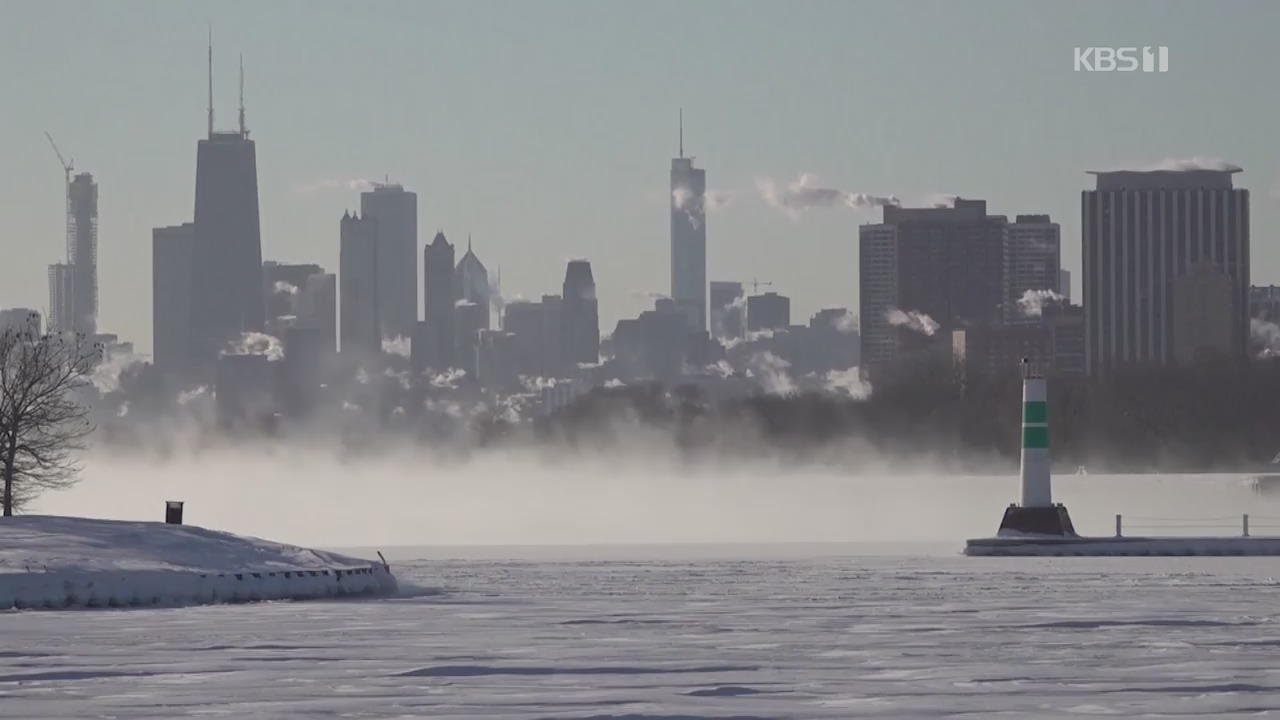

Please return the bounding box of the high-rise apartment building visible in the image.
[670,112,706,332]
[859,199,1007,367]
[561,260,600,365]
[339,211,379,355]
[360,183,418,340]
[152,223,196,371]
[1082,169,1249,374]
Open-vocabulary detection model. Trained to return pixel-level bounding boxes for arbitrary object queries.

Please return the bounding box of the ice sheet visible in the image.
[2,551,1279,717]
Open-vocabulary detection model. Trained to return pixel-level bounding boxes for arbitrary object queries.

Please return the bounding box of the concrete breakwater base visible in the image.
[965,535,1280,557]
[0,516,397,610]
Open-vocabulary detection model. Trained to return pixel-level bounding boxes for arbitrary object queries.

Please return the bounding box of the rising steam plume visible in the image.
[757,173,898,219]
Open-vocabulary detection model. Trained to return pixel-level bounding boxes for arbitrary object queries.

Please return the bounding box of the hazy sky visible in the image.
[2,0,1277,355]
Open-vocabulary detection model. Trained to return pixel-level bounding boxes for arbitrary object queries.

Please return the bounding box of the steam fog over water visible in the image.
[31,444,1280,548]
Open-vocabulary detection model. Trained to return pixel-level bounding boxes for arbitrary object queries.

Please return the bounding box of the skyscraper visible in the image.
[46,171,98,336]
[859,199,1006,367]
[561,259,600,365]
[420,231,456,369]
[189,48,264,367]
[1003,214,1061,324]
[360,183,418,340]
[670,111,707,332]
[152,223,196,371]
[339,211,380,355]
[67,172,98,334]
[454,237,490,330]
[1082,169,1249,374]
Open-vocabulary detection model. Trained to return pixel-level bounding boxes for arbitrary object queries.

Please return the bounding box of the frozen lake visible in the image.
[3,545,1280,718]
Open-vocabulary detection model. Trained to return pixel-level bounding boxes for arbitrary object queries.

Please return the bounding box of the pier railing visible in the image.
[1113,514,1280,538]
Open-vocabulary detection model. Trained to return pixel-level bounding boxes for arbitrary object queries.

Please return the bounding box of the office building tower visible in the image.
[454,300,487,376]
[503,300,547,378]
[540,294,564,376]
[296,272,337,353]
[670,111,706,332]
[1003,214,1061,323]
[360,183,418,339]
[1060,269,1072,303]
[748,291,791,331]
[709,281,745,340]
[189,48,264,366]
[339,211,379,355]
[561,260,600,365]
[152,223,196,371]
[859,199,1006,367]
[262,262,324,338]
[1082,169,1249,374]
[454,237,490,329]
[66,172,98,334]
[421,231,456,369]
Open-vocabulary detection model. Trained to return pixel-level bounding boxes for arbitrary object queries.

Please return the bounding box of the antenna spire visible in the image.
[238,52,246,137]
[207,25,214,138]
[675,107,686,156]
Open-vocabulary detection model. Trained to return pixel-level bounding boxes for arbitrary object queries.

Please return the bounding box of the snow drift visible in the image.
[0,516,397,610]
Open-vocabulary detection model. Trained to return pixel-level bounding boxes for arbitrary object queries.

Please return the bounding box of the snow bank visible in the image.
[0,516,397,609]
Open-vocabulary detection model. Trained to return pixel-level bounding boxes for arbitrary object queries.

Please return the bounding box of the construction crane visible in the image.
[749,277,773,294]
[44,131,73,187]
[44,132,76,266]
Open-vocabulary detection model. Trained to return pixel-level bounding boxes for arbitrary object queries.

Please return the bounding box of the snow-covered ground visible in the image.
[2,546,1280,717]
[0,516,396,608]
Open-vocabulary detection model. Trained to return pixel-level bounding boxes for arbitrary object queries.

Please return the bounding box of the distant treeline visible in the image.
[512,354,1280,473]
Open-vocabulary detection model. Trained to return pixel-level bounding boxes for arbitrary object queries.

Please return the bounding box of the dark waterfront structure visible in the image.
[152,223,196,372]
[561,260,600,365]
[1082,169,1249,374]
[189,51,264,367]
[670,111,706,332]
[360,183,418,340]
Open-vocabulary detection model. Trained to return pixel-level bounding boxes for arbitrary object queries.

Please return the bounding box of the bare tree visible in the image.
[0,325,97,516]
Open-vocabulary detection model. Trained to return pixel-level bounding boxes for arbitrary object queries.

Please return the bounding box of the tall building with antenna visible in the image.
[43,133,98,335]
[670,109,707,332]
[188,40,264,368]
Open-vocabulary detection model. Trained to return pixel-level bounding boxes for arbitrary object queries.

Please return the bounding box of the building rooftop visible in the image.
[1087,168,1240,190]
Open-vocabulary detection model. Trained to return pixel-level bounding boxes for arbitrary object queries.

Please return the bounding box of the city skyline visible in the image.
[3,1,1280,356]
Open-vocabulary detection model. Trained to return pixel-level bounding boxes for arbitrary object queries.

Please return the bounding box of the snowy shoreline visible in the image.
[0,516,397,610]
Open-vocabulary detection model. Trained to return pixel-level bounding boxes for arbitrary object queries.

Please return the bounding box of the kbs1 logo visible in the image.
[1074,46,1169,72]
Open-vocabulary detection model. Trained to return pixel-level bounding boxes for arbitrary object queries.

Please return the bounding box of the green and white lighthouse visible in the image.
[995,360,1076,537]
[1020,373,1051,507]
